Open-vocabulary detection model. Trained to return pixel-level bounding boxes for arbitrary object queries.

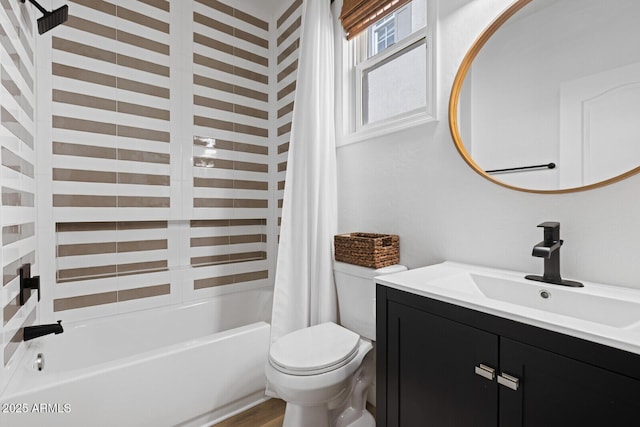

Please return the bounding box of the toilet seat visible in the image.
[269,322,361,376]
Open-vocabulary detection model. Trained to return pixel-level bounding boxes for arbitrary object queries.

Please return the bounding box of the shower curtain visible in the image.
[270,0,338,345]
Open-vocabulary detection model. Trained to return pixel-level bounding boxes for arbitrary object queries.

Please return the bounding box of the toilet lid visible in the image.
[269,322,360,376]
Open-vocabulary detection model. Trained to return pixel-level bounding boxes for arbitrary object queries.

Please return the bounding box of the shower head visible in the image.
[19,0,69,35]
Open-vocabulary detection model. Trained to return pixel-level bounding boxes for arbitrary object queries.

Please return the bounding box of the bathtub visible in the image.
[0,288,273,427]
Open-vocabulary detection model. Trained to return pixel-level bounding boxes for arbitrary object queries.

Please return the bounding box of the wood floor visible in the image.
[210,399,376,427]
[210,399,285,427]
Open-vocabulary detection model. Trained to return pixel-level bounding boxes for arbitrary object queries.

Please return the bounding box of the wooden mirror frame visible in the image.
[448,0,640,194]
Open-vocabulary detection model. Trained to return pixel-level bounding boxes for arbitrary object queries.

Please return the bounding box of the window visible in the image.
[338,0,436,144]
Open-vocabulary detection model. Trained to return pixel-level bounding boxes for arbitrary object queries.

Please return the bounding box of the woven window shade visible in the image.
[339,0,411,40]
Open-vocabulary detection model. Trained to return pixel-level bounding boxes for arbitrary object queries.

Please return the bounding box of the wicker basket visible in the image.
[334,232,399,268]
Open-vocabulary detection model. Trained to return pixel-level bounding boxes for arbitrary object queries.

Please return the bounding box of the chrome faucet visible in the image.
[525,222,583,287]
[23,320,64,341]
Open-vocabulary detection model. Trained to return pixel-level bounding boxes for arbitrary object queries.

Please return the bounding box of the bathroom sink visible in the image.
[469,273,640,328]
[375,261,640,355]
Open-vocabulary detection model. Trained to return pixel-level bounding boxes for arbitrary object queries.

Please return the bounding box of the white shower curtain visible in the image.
[270,0,338,345]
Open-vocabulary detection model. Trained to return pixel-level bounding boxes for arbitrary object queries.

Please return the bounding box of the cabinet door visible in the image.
[499,337,640,427]
[386,301,499,427]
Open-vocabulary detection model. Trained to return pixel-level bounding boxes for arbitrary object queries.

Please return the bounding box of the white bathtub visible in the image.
[0,288,273,427]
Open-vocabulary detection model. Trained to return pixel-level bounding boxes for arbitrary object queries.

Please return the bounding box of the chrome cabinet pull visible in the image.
[474,364,496,381]
[497,372,520,390]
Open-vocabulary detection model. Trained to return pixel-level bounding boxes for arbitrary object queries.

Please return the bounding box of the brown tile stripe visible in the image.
[192,55,268,85]
[118,148,170,164]
[136,0,170,12]
[57,239,167,257]
[191,233,266,247]
[193,136,268,156]
[71,0,116,16]
[117,260,167,274]
[117,6,170,33]
[53,64,170,99]
[53,89,116,111]
[277,16,301,47]
[53,38,170,76]
[193,12,268,49]
[53,143,170,165]
[193,157,268,173]
[54,291,118,311]
[0,0,34,63]
[2,107,33,148]
[278,39,300,65]
[117,101,170,121]
[118,283,170,302]
[3,295,20,326]
[0,22,33,90]
[3,222,35,246]
[193,177,268,190]
[193,198,268,209]
[52,195,170,208]
[53,168,115,183]
[4,310,35,366]
[53,116,116,135]
[278,81,296,101]
[190,218,266,227]
[191,251,267,267]
[56,221,167,232]
[117,30,170,55]
[193,72,268,102]
[57,262,168,283]
[278,102,294,119]
[277,0,303,28]
[278,180,285,191]
[278,60,298,84]
[3,251,35,286]
[2,65,34,120]
[194,269,268,290]
[2,187,35,207]
[52,63,116,88]
[194,0,268,31]
[2,147,34,177]
[278,161,287,172]
[53,117,170,142]
[194,116,268,138]
[118,77,170,99]
[193,33,267,67]
[66,15,116,39]
[194,95,268,120]
[53,169,168,185]
[278,142,290,154]
[278,122,292,137]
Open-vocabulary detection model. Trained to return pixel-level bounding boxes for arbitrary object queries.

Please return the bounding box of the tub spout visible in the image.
[24,320,63,341]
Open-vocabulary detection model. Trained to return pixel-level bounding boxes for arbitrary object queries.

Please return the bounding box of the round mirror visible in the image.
[449,0,640,193]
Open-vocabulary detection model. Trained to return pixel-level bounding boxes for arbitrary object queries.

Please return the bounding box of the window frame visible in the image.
[336,0,437,147]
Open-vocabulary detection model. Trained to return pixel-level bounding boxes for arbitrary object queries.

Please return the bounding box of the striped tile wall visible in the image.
[51,0,171,212]
[191,1,270,292]
[0,0,37,371]
[45,0,175,316]
[275,0,302,235]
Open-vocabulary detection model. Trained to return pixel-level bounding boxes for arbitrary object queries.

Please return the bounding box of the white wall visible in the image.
[337,0,640,290]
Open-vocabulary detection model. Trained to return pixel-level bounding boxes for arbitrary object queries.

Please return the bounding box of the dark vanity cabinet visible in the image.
[376,285,640,427]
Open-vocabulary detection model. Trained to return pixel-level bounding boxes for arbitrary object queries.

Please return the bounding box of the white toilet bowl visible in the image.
[267,262,407,426]
[265,322,374,427]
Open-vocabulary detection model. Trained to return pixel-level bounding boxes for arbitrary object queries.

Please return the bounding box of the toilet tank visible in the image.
[334,261,407,340]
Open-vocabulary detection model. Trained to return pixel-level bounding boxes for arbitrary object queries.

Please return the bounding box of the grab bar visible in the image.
[486,162,556,175]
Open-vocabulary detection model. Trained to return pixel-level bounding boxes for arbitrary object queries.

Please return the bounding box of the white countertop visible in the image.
[375,261,640,356]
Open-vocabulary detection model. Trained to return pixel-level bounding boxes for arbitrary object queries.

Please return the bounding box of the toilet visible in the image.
[266,261,407,427]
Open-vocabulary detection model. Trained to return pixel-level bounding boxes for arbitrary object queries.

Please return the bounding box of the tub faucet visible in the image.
[23,320,64,341]
[525,222,583,287]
